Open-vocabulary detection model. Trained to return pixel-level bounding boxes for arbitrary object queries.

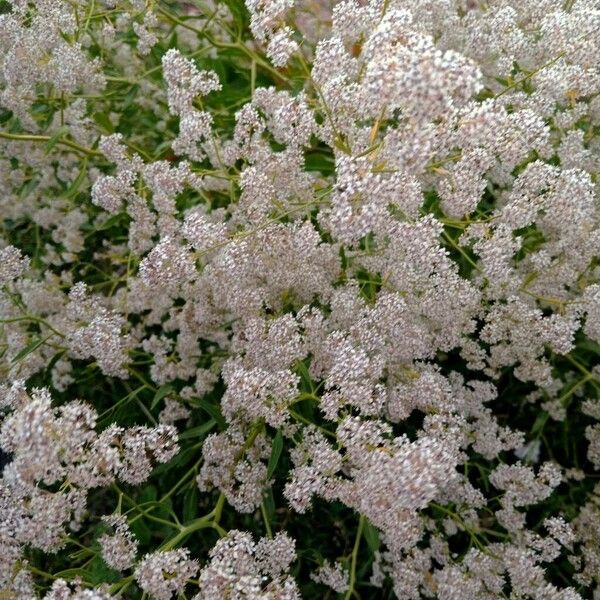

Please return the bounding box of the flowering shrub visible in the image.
[0,0,599,597]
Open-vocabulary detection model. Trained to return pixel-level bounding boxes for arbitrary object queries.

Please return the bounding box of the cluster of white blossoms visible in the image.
[0,0,599,597]
[99,515,139,571]
[195,530,299,598]
[0,383,178,596]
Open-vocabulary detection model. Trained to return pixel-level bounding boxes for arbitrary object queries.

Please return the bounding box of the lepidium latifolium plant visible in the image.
[0,0,599,598]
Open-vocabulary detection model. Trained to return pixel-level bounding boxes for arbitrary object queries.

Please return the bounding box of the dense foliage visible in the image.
[0,0,599,598]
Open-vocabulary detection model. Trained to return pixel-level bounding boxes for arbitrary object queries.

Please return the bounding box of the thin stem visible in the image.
[344,514,365,600]
[563,354,600,390]
[115,485,179,529]
[160,514,215,551]
[260,501,273,538]
[0,131,101,157]
[156,4,288,83]
[27,565,61,580]
[494,26,599,99]
[442,231,483,274]
[558,374,593,406]
[0,315,66,338]
[289,409,336,438]
[109,575,134,595]
[212,492,226,525]
[159,456,203,502]
[212,522,228,537]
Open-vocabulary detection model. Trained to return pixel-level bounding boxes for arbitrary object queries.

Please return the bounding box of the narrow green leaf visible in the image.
[531,411,549,436]
[575,340,600,356]
[196,398,226,429]
[151,384,175,411]
[64,162,88,199]
[178,419,216,441]
[0,109,12,124]
[52,568,88,580]
[130,518,151,547]
[11,335,52,364]
[92,111,115,133]
[20,176,39,198]
[44,349,67,379]
[183,486,199,522]
[87,556,121,585]
[295,360,315,394]
[263,487,276,521]
[139,485,158,503]
[267,430,284,479]
[220,0,247,34]
[362,519,380,553]
[95,213,127,232]
[123,84,140,109]
[45,125,69,154]
[152,445,196,474]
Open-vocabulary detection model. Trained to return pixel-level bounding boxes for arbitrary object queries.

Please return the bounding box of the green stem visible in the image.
[558,374,593,406]
[27,565,60,580]
[114,485,179,529]
[212,522,228,537]
[430,502,488,553]
[344,514,365,600]
[213,492,226,526]
[0,315,66,338]
[160,514,216,551]
[494,26,598,99]
[564,354,600,388]
[260,501,273,538]
[109,575,134,595]
[442,231,483,274]
[0,131,101,157]
[159,456,203,502]
[289,409,336,438]
[156,5,287,84]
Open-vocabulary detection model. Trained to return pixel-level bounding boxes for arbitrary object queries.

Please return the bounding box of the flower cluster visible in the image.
[0,0,599,597]
[0,383,177,595]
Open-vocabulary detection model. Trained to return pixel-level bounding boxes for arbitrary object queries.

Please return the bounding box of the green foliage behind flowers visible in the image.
[0,0,599,598]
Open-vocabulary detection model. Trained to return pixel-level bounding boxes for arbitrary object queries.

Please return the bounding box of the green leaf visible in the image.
[139,485,158,504]
[11,335,52,364]
[575,340,600,356]
[52,567,89,580]
[63,162,88,199]
[263,487,276,521]
[196,398,226,429]
[304,150,335,175]
[87,556,121,585]
[0,108,12,124]
[123,84,140,109]
[531,411,549,436]
[267,430,283,479]
[155,496,173,521]
[95,213,127,232]
[130,518,151,547]
[153,445,197,474]
[295,360,314,394]
[220,0,247,35]
[20,176,40,198]
[31,101,50,115]
[44,349,67,380]
[151,384,175,410]
[178,419,216,440]
[362,519,380,553]
[183,486,199,522]
[92,111,115,133]
[45,125,69,154]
